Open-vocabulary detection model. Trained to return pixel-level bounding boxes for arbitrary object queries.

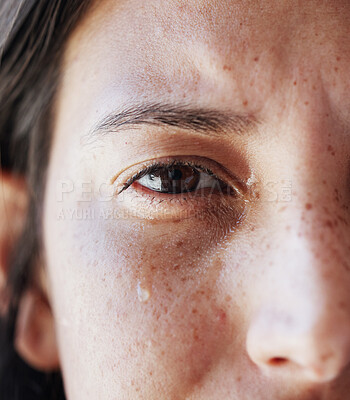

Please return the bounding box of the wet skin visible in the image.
[43,0,350,399]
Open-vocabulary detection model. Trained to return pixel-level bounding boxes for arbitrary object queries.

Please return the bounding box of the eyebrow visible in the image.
[87,102,259,140]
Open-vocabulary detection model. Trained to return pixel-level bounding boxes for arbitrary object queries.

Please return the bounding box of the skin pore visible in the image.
[31,0,350,398]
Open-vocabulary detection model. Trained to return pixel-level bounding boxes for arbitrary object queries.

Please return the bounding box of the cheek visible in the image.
[44,199,238,398]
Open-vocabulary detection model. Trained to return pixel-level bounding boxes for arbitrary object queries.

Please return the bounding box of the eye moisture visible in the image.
[137,282,151,303]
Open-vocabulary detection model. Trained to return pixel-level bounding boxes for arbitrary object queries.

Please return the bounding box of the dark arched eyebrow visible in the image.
[86,102,259,140]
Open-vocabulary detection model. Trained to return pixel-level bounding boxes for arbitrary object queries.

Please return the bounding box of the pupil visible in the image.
[169,168,182,180]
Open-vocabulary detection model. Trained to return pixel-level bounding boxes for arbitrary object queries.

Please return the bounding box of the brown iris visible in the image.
[150,166,200,193]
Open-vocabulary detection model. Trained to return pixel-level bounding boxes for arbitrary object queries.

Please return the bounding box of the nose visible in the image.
[246,214,350,383]
[247,304,350,382]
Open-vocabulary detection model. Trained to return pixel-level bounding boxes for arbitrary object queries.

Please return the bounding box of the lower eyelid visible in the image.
[114,180,246,223]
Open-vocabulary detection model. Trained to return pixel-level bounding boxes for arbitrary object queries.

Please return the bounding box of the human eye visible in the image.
[119,161,237,196]
[112,157,247,223]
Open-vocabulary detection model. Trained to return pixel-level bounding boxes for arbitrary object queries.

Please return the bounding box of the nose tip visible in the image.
[246,309,350,383]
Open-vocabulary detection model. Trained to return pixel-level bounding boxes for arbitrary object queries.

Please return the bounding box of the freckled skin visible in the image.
[43,0,350,399]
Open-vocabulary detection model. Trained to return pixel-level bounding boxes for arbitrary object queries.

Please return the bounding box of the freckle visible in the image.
[279,206,287,212]
[312,85,317,90]
[253,56,259,62]
[325,220,333,228]
[305,203,313,210]
[321,353,333,362]
[250,226,255,232]
[303,78,308,82]
[243,100,248,106]
[192,308,198,314]
[266,244,270,249]
[149,371,153,376]
[334,67,339,72]
[304,101,309,105]
[293,80,297,85]
[223,65,232,71]
[217,309,227,323]
[237,376,242,382]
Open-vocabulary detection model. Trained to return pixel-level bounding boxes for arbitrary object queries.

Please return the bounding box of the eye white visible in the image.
[137,174,163,191]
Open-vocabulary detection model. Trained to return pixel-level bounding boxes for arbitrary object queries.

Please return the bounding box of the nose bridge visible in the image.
[246,169,350,382]
[270,185,349,292]
[257,81,350,300]
[269,145,350,297]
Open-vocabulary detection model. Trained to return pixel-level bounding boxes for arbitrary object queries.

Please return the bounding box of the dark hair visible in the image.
[0,1,93,398]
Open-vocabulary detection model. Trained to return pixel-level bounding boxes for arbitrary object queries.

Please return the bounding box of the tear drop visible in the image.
[137,282,151,303]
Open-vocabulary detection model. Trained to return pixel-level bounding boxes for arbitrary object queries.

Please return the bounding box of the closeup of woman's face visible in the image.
[42,0,350,398]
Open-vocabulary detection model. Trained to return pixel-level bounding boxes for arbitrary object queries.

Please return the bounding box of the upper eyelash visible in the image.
[118,160,222,194]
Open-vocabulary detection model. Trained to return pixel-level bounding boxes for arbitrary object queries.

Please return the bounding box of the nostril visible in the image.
[268,357,288,366]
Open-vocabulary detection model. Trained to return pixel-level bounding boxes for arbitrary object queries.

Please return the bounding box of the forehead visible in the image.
[58,0,350,127]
